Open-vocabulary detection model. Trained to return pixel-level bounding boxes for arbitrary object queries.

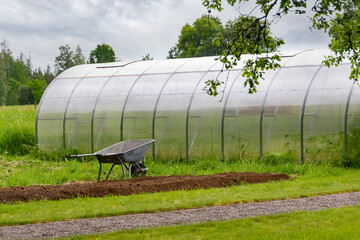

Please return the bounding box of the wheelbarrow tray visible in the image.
[94,139,154,163]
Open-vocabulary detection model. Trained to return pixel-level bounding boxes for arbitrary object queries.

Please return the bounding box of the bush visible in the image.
[18,85,34,105]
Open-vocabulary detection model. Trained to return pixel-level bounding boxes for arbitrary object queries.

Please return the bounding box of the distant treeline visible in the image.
[0,40,54,106]
[0,41,118,106]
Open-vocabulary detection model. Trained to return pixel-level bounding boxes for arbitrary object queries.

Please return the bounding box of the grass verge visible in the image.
[61,205,360,240]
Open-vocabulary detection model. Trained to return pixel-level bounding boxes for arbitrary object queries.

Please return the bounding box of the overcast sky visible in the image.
[0,0,330,71]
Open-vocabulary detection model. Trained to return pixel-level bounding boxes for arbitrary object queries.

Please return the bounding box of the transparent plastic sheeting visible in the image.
[36,49,358,162]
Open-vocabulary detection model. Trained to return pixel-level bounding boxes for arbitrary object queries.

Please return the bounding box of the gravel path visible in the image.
[1,191,360,240]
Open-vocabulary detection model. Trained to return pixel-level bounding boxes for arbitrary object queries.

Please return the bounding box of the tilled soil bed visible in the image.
[0,172,289,203]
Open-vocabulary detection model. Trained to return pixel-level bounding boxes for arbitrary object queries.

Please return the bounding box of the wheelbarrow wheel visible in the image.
[130,162,147,177]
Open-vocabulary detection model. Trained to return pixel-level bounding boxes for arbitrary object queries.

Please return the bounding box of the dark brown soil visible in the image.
[0,172,289,203]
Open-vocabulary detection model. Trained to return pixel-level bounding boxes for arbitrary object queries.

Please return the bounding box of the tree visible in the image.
[316,1,360,81]
[44,65,55,85]
[167,15,227,59]
[28,78,47,103]
[9,58,29,85]
[0,40,47,105]
[73,45,85,65]
[89,43,116,63]
[0,40,13,78]
[54,44,75,76]
[6,78,21,105]
[169,14,280,95]
[54,44,86,76]
[25,52,32,78]
[18,85,34,105]
[142,53,153,61]
[0,67,6,105]
[32,67,44,81]
[202,0,360,95]
[0,43,36,105]
[6,57,31,105]
[0,40,13,105]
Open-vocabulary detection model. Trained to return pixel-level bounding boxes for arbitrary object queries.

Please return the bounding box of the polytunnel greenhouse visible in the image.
[36,49,360,162]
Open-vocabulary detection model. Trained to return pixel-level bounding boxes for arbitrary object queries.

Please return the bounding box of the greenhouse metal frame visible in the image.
[36,49,360,162]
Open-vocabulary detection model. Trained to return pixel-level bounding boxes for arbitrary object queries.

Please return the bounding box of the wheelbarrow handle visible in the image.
[69,153,97,158]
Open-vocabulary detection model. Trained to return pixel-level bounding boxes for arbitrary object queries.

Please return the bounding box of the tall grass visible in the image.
[0,105,37,155]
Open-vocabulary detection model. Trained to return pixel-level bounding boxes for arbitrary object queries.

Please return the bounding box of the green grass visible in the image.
[0,155,100,187]
[0,151,341,187]
[1,165,360,226]
[61,205,360,240]
[0,105,37,155]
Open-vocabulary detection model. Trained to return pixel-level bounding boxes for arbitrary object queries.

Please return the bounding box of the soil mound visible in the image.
[0,172,289,203]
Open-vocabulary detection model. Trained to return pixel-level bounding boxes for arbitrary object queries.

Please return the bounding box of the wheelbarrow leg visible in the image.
[129,163,133,178]
[120,162,126,179]
[116,155,127,179]
[105,163,118,180]
[97,162,102,181]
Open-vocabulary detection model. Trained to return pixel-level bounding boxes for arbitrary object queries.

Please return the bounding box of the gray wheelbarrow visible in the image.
[70,139,154,181]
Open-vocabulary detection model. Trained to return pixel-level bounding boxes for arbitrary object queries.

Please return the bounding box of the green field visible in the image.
[1,105,360,239]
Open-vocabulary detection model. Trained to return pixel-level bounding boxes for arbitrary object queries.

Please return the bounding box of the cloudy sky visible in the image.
[0,0,330,71]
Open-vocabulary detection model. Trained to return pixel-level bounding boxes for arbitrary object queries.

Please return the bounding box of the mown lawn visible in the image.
[62,205,360,240]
